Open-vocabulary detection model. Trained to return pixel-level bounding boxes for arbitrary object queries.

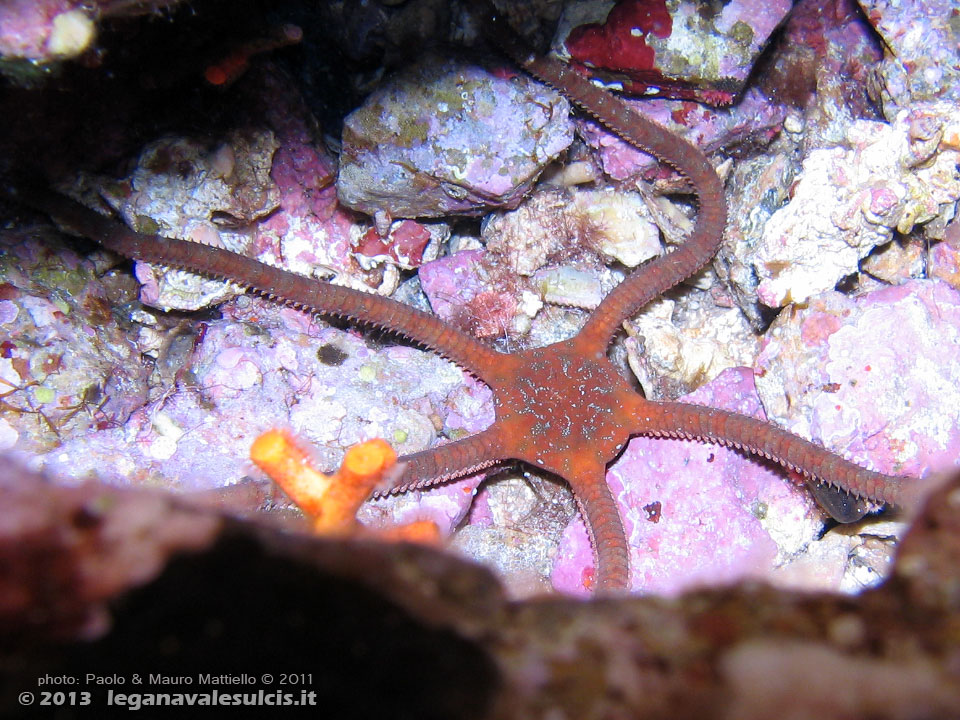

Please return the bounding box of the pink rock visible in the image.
[0,0,75,59]
[359,475,479,538]
[338,57,573,218]
[355,220,433,269]
[38,296,489,499]
[419,250,519,339]
[755,279,960,479]
[246,69,365,282]
[559,0,790,102]
[582,89,785,181]
[861,0,960,117]
[930,241,960,291]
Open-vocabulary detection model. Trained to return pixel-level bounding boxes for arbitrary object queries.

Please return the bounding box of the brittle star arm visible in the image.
[567,465,631,593]
[379,426,508,493]
[15,187,506,379]
[386,428,631,592]
[489,16,728,350]
[633,400,911,509]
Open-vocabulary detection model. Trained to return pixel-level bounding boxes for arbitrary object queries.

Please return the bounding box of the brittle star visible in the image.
[14,26,912,594]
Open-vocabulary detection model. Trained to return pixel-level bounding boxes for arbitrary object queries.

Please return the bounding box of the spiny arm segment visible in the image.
[17,187,505,379]
[379,426,508,494]
[567,466,630,592]
[636,400,910,509]
[487,14,727,349]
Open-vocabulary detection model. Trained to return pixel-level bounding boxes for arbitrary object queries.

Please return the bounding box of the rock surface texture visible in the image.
[0,0,959,687]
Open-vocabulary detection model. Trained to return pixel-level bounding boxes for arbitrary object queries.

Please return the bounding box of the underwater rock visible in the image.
[755,279,960,481]
[337,56,573,219]
[556,0,790,102]
[752,102,960,308]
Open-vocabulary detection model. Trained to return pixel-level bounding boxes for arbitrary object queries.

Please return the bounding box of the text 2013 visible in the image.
[41,692,92,706]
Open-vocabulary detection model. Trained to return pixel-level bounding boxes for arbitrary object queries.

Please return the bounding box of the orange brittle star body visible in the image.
[19,28,914,593]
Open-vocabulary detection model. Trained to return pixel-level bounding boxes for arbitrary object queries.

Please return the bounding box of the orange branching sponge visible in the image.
[250,429,439,544]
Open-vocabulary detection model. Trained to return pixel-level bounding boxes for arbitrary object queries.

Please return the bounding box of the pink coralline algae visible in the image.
[0,0,94,61]
[755,280,960,482]
[860,0,960,117]
[92,67,438,311]
[355,220,437,270]
[244,67,380,288]
[558,0,790,103]
[0,230,149,454]
[418,249,522,339]
[565,0,673,84]
[553,367,822,597]
[38,293,490,536]
[581,89,785,181]
[752,102,960,308]
[337,56,573,219]
[97,129,281,311]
